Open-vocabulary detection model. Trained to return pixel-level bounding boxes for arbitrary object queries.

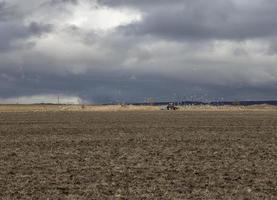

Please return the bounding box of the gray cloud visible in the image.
[0,1,20,21]
[116,0,277,40]
[50,0,78,5]
[0,21,53,51]
[98,0,181,8]
[0,0,277,103]
[0,1,53,52]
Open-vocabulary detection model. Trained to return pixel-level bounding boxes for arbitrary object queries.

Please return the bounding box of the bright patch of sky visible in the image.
[68,1,141,31]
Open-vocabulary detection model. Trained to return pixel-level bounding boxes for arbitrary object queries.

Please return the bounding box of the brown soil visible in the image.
[0,110,276,199]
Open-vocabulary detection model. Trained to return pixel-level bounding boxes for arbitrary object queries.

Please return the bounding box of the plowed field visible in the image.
[0,110,276,199]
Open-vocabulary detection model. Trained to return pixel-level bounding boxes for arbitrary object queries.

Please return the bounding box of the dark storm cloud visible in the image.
[0,1,53,51]
[0,1,18,21]
[2,70,277,103]
[110,0,277,40]
[28,22,53,35]
[0,21,53,51]
[0,1,8,19]
[1,0,277,103]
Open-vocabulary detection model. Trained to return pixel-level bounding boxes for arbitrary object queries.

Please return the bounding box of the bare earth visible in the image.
[0,106,276,199]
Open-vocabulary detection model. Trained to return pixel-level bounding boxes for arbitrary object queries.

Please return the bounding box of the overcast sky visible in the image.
[0,0,277,103]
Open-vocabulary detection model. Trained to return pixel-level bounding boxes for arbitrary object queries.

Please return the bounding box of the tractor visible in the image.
[167,102,178,110]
